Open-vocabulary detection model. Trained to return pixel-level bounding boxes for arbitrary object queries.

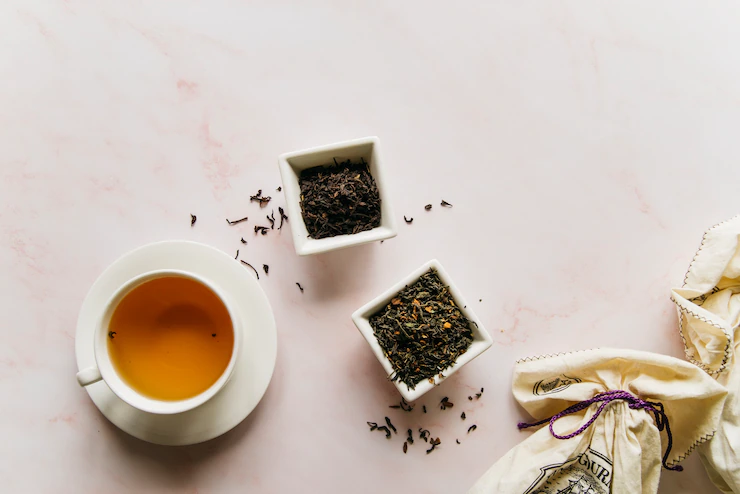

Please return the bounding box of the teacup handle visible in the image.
[76,366,102,387]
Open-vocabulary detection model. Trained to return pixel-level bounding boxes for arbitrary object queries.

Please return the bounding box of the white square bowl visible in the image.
[351,259,493,402]
[278,136,397,256]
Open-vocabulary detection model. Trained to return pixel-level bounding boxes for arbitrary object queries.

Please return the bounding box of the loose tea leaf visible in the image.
[404,216,413,224]
[250,189,271,207]
[367,422,378,431]
[468,424,477,433]
[226,216,249,225]
[190,214,197,226]
[377,426,392,439]
[389,398,414,412]
[267,211,276,229]
[240,260,259,280]
[278,207,288,230]
[263,264,269,274]
[240,237,247,244]
[108,331,116,339]
[407,429,414,445]
[461,412,466,420]
[403,441,408,454]
[426,437,441,454]
[456,439,460,444]
[369,269,474,389]
[440,397,454,410]
[424,204,432,211]
[299,158,381,239]
[235,249,239,259]
[296,282,304,292]
[441,200,453,207]
[385,417,397,434]
[276,186,282,192]
[212,334,216,337]
[423,405,427,413]
[419,428,430,442]
[254,226,269,235]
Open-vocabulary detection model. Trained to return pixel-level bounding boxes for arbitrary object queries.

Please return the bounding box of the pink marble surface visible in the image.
[1,1,738,492]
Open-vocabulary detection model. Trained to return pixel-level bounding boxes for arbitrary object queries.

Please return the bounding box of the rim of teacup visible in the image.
[93,269,242,415]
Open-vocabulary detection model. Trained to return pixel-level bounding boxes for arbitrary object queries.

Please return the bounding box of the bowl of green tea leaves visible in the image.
[352,260,493,402]
[278,136,397,256]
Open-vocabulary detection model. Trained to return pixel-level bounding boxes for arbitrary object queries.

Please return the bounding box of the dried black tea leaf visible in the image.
[440,397,454,410]
[403,441,408,454]
[441,200,453,207]
[263,264,269,274]
[240,260,259,280]
[461,412,466,420]
[424,204,432,211]
[235,249,239,259]
[108,331,116,339]
[426,437,441,454]
[367,421,378,431]
[190,214,197,226]
[369,269,473,389]
[254,226,269,235]
[299,158,381,239]
[468,424,477,433]
[377,426,392,439]
[250,189,271,207]
[226,216,248,225]
[240,237,247,244]
[267,211,276,229]
[278,207,288,230]
[385,417,397,434]
[404,216,413,224]
[296,282,304,292]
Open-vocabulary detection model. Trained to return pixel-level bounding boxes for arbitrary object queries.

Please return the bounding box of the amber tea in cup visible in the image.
[107,276,235,401]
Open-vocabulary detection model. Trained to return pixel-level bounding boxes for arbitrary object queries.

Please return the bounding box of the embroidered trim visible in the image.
[515,348,596,364]
[672,301,731,376]
[666,430,716,468]
[682,215,739,287]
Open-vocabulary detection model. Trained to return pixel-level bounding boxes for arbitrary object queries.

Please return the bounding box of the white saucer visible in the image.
[75,240,277,446]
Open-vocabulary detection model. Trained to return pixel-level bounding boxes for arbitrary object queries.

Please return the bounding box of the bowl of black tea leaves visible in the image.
[351,260,493,402]
[278,136,397,255]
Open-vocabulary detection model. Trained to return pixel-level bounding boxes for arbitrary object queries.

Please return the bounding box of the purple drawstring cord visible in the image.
[517,389,683,472]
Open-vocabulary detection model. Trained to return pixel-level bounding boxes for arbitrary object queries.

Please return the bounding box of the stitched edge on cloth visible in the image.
[671,297,732,377]
[683,215,740,287]
[666,431,716,468]
[515,348,597,364]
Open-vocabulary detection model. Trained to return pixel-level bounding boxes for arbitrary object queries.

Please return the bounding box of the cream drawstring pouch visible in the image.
[671,215,740,494]
[468,348,726,494]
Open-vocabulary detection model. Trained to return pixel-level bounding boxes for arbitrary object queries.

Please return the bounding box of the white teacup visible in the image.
[76,269,241,415]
